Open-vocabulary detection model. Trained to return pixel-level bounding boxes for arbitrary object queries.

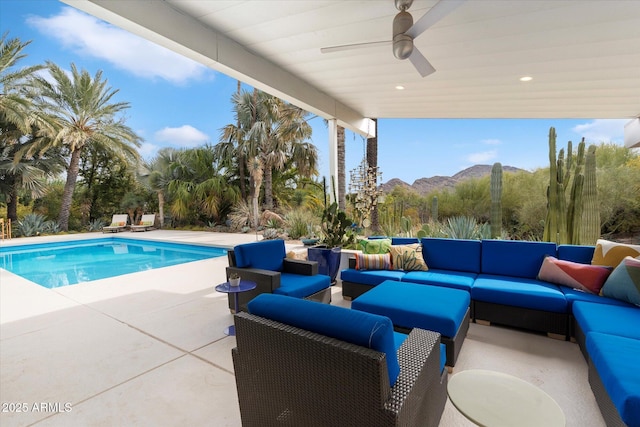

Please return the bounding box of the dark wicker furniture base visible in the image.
[473,300,569,338]
[396,307,470,368]
[342,279,383,300]
[588,358,627,427]
[232,312,447,427]
[573,318,590,362]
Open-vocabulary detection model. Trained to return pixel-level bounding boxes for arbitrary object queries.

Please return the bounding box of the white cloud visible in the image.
[482,139,501,145]
[154,125,209,147]
[572,119,627,144]
[27,7,209,85]
[467,150,497,163]
[138,142,160,160]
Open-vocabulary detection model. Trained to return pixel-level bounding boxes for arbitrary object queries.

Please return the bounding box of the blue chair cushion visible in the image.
[422,238,482,273]
[472,274,568,312]
[573,301,640,340]
[352,280,470,337]
[481,240,557,279]
[234,239,285,271]
[557,244,595,264]
[586,332,640,426]
[273,272,330,298]
[248,294,401,386]
[340,268,406,286]
[402,269,477,292]
[561,287,636,313]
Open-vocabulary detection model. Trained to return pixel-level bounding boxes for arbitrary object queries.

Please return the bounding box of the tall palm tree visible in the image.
[0,34,45,136]
[337,124,346,209]
[30,62,141,231]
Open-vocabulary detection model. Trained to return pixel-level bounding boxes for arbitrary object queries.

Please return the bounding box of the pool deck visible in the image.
[1,231,605,426]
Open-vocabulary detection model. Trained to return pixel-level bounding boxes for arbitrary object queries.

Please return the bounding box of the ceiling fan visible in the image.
[320,0,465,77]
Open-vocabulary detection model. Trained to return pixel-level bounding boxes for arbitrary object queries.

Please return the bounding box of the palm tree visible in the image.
[337,124,346,209]
[30,62,141,231]
[218,89,318,225]
[0,34,46,136]
[138,147,180,228]
[0,131,64,220]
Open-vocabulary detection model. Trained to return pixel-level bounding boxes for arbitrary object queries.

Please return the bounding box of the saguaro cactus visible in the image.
[543,130,598,245]
[490,162,503,238]
[431,196,438,222]
[581,145,600,245]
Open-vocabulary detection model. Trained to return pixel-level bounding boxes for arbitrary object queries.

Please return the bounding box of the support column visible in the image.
[327,119,339,203]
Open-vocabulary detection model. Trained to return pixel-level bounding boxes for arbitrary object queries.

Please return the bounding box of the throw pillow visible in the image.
[537,255,612,294]
[601,256,640,306]
[355,253,392,270]
[591,239,640,268]
[389,244,428,271]
[359,238,392,254]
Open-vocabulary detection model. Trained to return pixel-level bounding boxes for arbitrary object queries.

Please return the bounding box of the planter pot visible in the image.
[307,246,342,284]
[229,277,241,287]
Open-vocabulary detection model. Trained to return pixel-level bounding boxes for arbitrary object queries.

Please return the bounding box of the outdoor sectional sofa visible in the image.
[340,237,640,427]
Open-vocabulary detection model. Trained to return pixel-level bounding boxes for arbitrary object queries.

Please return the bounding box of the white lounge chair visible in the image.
[102,214,129,233]
[130,214,156,232]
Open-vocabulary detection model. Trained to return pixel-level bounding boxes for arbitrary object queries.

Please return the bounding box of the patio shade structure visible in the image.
[63,0,640,145]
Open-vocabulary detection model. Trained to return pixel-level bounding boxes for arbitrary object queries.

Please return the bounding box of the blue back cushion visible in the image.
[422,238,482,273]
[557,245,595,264]
[481,240,557,279]
[248,294,401,386]
[391,237,420,245]
[234,239,285,271]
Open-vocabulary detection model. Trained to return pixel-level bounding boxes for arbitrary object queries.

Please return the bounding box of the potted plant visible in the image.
[229,272,241,287]
[307,201,356,284]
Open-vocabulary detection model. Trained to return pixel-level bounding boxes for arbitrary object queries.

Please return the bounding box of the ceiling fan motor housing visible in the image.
[393,10,414,60]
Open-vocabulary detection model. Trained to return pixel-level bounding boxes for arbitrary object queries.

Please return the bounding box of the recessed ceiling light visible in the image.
[520,76,533,82]
[395,85,405,90]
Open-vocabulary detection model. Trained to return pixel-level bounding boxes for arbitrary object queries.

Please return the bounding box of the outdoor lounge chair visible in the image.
[232,294,448,427]
[130,214,156,232]
[225,239,331,312]
[102,214,128,233]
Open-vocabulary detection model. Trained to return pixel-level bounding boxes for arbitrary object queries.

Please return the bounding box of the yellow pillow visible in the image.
[592,239,640,268]
[389,244,428,271]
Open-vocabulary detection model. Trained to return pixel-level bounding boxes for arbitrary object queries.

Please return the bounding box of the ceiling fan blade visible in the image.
[409,48,436,77]
[320,40,391,54]
[406,0,466,39]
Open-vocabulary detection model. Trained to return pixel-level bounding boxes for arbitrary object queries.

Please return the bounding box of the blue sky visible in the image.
[1,1,630,184]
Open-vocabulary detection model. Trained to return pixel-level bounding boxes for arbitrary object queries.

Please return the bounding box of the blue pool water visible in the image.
[0,238,227,288]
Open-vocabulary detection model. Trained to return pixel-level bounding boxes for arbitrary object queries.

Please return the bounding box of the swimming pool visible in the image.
[0,237,227,288]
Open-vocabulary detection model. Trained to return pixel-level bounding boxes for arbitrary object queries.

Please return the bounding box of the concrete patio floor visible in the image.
[1,231,605,426]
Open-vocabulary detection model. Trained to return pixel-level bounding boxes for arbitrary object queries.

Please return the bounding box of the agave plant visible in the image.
[442,216,487,240]
[88,219,106,232]
[17,213,49,237]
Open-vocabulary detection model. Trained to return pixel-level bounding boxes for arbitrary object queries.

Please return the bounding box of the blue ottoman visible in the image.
[352,280,470,367]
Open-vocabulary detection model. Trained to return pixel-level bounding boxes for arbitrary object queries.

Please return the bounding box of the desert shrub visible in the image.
[284,209,319,239]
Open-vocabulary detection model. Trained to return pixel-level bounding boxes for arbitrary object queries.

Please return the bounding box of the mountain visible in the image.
[380,164,526,195]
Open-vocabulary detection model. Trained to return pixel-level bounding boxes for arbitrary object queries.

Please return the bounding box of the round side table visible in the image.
[447,369,565,427]
[215,280,257,336]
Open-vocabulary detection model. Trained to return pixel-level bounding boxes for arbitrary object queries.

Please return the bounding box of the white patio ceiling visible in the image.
[65,0,640,139]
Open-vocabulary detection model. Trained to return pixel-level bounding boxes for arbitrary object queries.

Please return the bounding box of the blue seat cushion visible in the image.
[481,240,557,279]
[472,274,568,313]
[561,287,636,313]
[352,280,470,337]
[586,332,640,426]
[573,301,640,340]
[340,268,406,286]
[234,239,285,271]
[391,237,420,245]
[422,238,482,273]
[402,269,477,292]
[557,244,595,264]
[248,294,401,386]
[273,272,330,298]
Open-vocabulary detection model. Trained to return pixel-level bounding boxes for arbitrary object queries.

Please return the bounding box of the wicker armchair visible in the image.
[232,308,447,426]
[226,240,331,312]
